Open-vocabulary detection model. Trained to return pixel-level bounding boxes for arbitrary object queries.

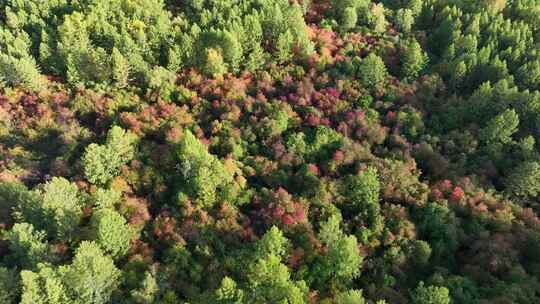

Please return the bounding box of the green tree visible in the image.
[111,47,130,88]
[202,48,227,77]
[90,208,133,259]
[333,0,369,31]
[0,53,47,91]
[449,60,467,89]
[82,126,138,186]
[93,188,122,209]
[417,202,458,264]
[15,177,82,242]
[287,3,314,57]
[177,130,235,208]
[407,0,423,16]
[395,8,414,33]
[6,223,51,269]
[0,28,47,91]
[411,282,451,304]
[286,126,344,162]
[214,276,244,304]
[243,14,265,71]
[358,53,388,90]
[20,265,71,304]
[220,31,243,72]
[401,38,428,80]
[408,240,432,267]
[247,226,307,304]
[340,7,358,31]
[0,267,20,304]
[335,289,366,304]
[504,161,540,199]
[517,60,540,91]
[342,167,383,242]
[312,214,363,289]
[54,0,174,87]
[479,109,519,147]
[131,271,159,304]
[0,182,35,229]
[59,241,121,304]
[41,177,81,242]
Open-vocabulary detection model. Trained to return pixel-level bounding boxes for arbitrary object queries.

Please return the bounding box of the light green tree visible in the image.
[335,289,366,304]
[395,8,414,33]
[177,130,235,208]
[90,208,133,259]
[358,53,388,90]
[504,161,540,199]
[411,282,451,304]
[344,167,380,209]
[0,27,47,91]
[479,109,519,146]
[312,214,363,289]
[41,177,82,241]
[130,271,159,304]
[202,48,228,77]
[59,241,121,304]
[341,7,358,31]
[19,242,120,304]
[343,167,383,242]
[276,30,295,64]
[82,126,138,186]
[111,47,130,88]
[247,226,307,303]
[20,265,71,304]
[93,188,122,209]
[369,3,388,33]
[255,226,289,258]
[14,177,82,242]
[401,38,428,80]
[6,223,51,269]
[214,276,244,304]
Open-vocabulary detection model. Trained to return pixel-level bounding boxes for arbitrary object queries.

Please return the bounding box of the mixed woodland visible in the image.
[2,0,540,303]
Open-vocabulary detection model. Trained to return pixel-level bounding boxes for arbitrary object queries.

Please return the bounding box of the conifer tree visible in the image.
[20,265,70,304]
[6,223,50,270]
[15,177,82,242]
[401,38,428,80]
[90,208,133,259]
[504,161,540,199]
[214,277,244,304]
[247,226,307,304]
[358,53,388,90]
[59,241,121,304]
[82,126,138,186]
[411,282,451,304]
[312,214,363,290]
[0,267,19,304]
[177,130,235,208]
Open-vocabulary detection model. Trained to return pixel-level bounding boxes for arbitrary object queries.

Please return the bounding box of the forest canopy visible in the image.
[2,0,540,303]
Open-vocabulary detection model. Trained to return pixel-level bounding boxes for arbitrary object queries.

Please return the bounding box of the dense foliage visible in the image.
[2,0,540,303]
